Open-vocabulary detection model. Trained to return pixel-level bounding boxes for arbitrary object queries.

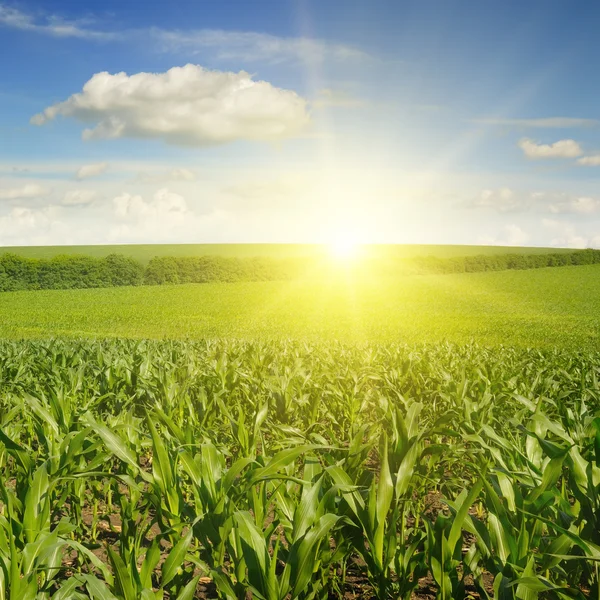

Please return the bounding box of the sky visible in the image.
[2,0,600,247]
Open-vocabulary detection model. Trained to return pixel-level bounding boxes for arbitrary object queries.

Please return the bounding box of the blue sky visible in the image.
[1,0,600,247]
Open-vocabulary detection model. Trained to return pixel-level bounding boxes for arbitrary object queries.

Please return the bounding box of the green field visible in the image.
[0,264,598,348]
[0,243,574,264]
[1,253,599,598]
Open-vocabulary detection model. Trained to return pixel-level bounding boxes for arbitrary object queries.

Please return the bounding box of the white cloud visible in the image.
[548,196,600,215]
[505,224,529,245]
[110,188,226,243]
[467,188,528,212]
[32,64,310,146]
[113,188,188,221]
[0,3,114,40]
[62,189,97,206]
[474,117,597,128]
[479,224,530,246]
[153,29,367,64]
[542,219,591,248]
[221,174,316,211]
[135,167,198,184]
[0,205,68,245]
[0,183,52,200]
[518,138,583,159]
[0,4,366,63]
[76,162,108,180]
[467,187,600,215]
[169,168,197,181]
[577,155,600,166]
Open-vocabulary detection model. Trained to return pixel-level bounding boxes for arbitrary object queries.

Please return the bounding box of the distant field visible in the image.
[0,243,574,264]
[0,264,598,349]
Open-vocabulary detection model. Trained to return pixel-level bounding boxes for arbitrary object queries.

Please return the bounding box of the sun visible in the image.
[328,232,361,260]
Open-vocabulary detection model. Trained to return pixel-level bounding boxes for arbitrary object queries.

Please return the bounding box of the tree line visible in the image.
[0,248,599,291]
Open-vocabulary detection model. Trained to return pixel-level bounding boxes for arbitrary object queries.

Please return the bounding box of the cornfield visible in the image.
[0,338,598,599]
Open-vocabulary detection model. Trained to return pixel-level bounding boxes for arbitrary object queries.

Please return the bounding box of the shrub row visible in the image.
[0,254,144,291]
[409,248,600,274]
[143,256,303,285]
[0,248,599,292]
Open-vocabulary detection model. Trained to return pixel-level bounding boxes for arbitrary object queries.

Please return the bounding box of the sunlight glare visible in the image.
[328,232,361,260]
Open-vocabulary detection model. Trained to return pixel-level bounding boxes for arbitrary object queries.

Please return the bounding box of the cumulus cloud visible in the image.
[76,162,108,180]
[577,155,600,166]
[0,3,114,39]
[31,64,311,146]
[62,189,97,206]
[518,138,583,159]
[0,183,52,200]
[154,29,367,64]
[466,188,528,213]
[0,205,68,245]
[110,188,226,243]
[474,117,598,128]
[113,188,188,220]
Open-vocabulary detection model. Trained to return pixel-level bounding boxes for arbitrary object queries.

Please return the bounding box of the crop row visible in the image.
[0,339,598,598]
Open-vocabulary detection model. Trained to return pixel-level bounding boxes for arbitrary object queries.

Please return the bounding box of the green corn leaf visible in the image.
[107,546,137,600]
[395,441,421,498]
[0,427,33,472]
[222,456,255,493]
[52,576,90,600]
[447,479,483,553]
[174,575,201,600]
[140,540,161,589]
[528,455,565,503]
[23,463,49,544]
[162,528,194,587]
[293,475,323,540]
[290,513,340,598]
[146,412,174,494]
[234,511,277,600]
[211,570,238,600]
[374,441,394,566]
[405,401,423,440]
[82,413,147,480]
[66,540,114,585]
[82,574,120,600]
[249,445,320,484]
[593,416,600,467]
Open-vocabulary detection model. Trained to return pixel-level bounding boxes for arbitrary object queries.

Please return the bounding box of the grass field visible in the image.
[0,264,598,348]
[0,243,574,264]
